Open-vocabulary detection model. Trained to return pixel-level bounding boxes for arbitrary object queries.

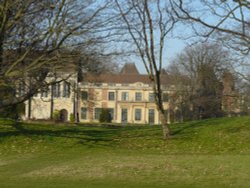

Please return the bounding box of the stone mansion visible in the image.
[25,63,172,124]
[25,63,244,124]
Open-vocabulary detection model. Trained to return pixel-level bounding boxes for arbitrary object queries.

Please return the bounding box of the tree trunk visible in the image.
[160,111,171,139]
[0,33,4,76]
[50,88,54,119]
[28,98,31,119]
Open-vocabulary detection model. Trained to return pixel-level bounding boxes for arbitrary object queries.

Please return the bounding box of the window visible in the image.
[81,108,87,119]
[81,91,88,100]
[94,108,102,120]
[52,83,60,98]
[148,109,155,124]
[17,83,25,96]
[121,108,128,123]
[108,108,114,120]
[108,92,115,101]
[164,110,168,117]
[163,93,169,102]
[121,92,129,101]
[135,92,142,101]
[149,93,155,102]
[63,82,70,98]
[41,89,48,98]
[135,109,142,121]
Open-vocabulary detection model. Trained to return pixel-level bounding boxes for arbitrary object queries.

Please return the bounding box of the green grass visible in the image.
[0,117,250,187]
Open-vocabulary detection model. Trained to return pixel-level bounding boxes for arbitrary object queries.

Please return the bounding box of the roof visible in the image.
[82,63,171,85]
[120,63,140,75]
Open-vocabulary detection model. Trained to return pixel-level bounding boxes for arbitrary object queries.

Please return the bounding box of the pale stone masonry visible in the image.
[25,63,173,124]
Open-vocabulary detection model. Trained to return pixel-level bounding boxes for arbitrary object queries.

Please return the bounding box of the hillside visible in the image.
[0,117,250,187]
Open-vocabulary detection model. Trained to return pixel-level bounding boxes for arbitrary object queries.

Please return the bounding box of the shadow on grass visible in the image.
[0,121,124,148]
[0,119,219,146]
[171,118,223,136]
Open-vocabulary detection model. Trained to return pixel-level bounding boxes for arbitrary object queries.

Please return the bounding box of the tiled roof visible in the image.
[82,63,174,86]
[120,63,140,75]
[82,73,171,85]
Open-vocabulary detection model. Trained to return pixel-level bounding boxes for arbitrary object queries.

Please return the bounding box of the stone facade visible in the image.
[25,64,173,124]
[25,73,77,122]
[78,82,170,124]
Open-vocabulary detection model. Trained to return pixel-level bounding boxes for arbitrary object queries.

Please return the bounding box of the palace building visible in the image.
[24,63,246,123]
[25,63,173,124]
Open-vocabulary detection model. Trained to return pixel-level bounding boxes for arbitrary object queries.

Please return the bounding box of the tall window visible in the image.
[94,108,102,120]
[149,93,155,102]
[108,92,115,101]
[163,93,169,102]
[33,92,38,97]
[81,91,88,100]
[164,110,168,118]
[17,83,25,96]
[108,108,114,120]
[52,83,60,98]
[63,82,70,98]
[81,108,87,119]
[121,92,129,101]
[41,89,48,98]
[135,109,142,121]
[148,109,155,124]
[135,92,142,101]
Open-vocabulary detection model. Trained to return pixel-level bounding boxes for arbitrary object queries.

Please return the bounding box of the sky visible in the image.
[118,0,249,75]
[135,38,186,74]
[113,1,192,74]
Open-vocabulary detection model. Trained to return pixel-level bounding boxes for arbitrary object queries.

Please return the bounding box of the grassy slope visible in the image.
[0,117,250,188]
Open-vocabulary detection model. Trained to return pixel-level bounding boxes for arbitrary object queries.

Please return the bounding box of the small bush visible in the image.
[99,109,112,123]
[53,110,60,121]
[70,113,75,123]
[0,84,25,120]
[0,103,25,120]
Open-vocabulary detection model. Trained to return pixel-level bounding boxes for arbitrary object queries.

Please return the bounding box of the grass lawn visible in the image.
[0,116,250,187]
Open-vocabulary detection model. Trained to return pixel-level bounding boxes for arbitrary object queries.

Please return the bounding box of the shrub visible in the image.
[0,103,25,120]
[53,110,60,121]
[70,113,75,123]
[99,108,112,123]
[0,84,25,120]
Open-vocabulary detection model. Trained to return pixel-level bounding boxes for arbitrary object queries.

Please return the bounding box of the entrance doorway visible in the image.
[148,109,155,124]
[60,109,68,122]
[121,109,128,123]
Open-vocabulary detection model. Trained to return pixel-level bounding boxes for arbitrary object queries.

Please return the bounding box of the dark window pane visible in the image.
[163,93,169,102]
[52,83,60,98]
[122,92,129,101]
[81,108,87,119]
[135,92,142,101]
[149,93,155,102]
[94,108,102,120]
[135,109,141,121]
[108,92,115,101]
[63,82,70,98]
[81,91,88,100]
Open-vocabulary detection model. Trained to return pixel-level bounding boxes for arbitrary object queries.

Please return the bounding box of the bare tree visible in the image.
[114,0,177,139]
[0,0,111,109]
[168,43,233,119]
[170,0,250,80]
